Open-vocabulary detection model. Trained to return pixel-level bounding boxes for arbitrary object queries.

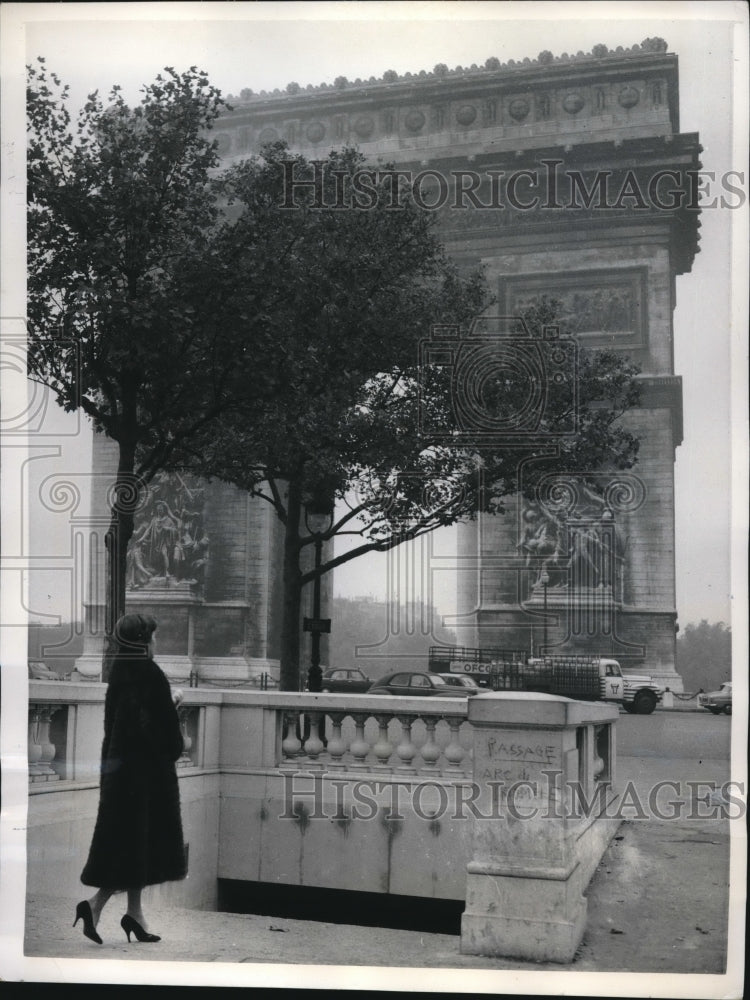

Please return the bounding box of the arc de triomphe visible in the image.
[78,39,699,690]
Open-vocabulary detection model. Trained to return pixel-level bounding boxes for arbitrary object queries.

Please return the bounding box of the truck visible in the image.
[427,646,664,715]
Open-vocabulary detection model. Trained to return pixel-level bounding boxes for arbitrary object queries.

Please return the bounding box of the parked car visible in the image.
[368,671,471,697]
[320,668,371,693]
[436,673,481,695]
[698,681,732,715]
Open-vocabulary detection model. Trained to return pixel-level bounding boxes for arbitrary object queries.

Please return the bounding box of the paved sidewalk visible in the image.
[21,756,734,980]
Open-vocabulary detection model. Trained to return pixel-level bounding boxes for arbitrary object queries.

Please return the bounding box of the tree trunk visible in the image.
[103,440,137,680]
[279,478,303,691]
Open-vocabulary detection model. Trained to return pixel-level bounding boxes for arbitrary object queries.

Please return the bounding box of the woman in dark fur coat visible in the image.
[74,613,187,944]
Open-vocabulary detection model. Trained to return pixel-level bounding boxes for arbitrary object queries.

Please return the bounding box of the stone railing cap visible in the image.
[221,690,471,714]
[468,691,619,726]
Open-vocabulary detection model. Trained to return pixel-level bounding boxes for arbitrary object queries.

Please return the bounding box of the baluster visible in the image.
[326,713,347,770]
[28,707,43,780]
[373,714,394,771]
[281,711,302,760]
[30,706,59,781]
[395,714,418,773]
[38,707,58,778]
[177,708,194,767]
[303,712,326,763]
[443,716,467,773]
[349,713,371,770]
[419,715,441,772]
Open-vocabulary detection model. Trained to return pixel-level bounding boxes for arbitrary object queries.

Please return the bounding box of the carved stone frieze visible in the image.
[503,268,647,347]
[238,72,669,155]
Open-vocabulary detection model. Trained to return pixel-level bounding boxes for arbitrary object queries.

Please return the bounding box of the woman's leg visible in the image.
[125,888,148,928]
[87,888,115,926]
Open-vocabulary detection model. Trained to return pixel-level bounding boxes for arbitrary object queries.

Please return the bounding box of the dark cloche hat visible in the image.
[114,613,157,648]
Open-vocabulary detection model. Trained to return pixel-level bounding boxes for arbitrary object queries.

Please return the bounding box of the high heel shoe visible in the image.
[120,914,161,943]
[73,900,102,945]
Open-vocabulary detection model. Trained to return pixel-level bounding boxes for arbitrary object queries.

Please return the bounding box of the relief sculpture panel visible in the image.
[504,269,647,348]
[126,472,209,593]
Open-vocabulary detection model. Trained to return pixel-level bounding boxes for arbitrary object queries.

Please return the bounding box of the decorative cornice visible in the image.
[215,38,681,168]
[226,38,670,104]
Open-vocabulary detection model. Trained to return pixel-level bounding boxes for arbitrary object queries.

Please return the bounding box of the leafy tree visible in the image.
[173,145,489,689]
[175,148,642,691]
[676,620,731,693]
[26,61,249,660]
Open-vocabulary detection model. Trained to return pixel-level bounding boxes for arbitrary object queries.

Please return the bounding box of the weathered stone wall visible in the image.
[482,241,673,376]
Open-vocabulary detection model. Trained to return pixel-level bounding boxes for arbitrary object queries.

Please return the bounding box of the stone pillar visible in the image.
[460,692,619,963]
[74,431,118,680]
[75,431,286,687]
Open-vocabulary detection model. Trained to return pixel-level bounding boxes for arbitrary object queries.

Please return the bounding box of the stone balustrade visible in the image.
[27,681,217,785]
[26,681,620,960]
[275,693,473,776]
[28,685,474,781]
[28,681,108,786]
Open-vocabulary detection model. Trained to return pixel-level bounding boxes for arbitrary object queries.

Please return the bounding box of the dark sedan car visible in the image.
[697,681,732,715]
[368,670,471,697]
[320,668,372,693]
[436,673,481,695]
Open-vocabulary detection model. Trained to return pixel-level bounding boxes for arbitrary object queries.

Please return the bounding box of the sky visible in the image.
[1,0,748,632]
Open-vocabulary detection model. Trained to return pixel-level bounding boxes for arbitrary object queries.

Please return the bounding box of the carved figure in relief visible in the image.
[191,524,210,587]
[126,473,208,589]
[567,521,607,588]
[143,501,180,579]
[521,487,628,595]
[126,525,154,589]
[517,506,566,588]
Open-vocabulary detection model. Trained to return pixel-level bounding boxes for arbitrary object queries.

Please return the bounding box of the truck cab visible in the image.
[600,659,625,702]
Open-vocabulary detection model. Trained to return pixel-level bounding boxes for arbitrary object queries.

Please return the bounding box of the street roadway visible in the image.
[615,709,731,761]
[614,709,735,814]
[579,709,737,975]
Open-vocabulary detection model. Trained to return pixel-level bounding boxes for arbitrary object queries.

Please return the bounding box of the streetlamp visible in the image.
[540,570,550,656]
[303,505,334,693]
